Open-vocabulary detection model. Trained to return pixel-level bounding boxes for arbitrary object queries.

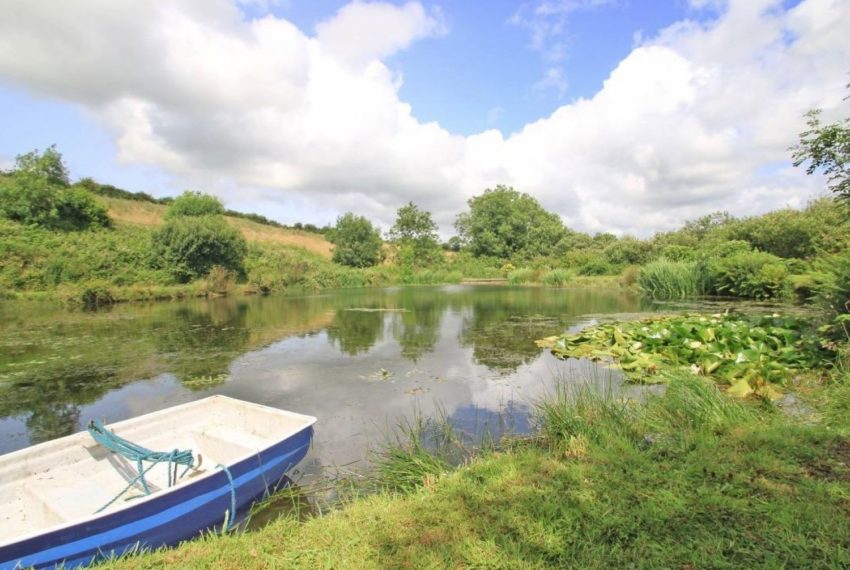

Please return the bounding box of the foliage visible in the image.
[388,202,440,256]
[603,236,654,266]
[725,208,820,259]
[538,313,825,393]
[455,185,566,259]
[577,257,615,276]
[14,145,70,186]
[0,147,109,231]
[541,268,573,286]
[328,212,384,268]
[791,89,850,201]
[638,258,706,299]
[100,376,850,570]
[75,177,164,205]
[507,267,536,285]
[151,215,247,282]
[164,191,225,219]
[708,251,788,299]
[0,218,168,291]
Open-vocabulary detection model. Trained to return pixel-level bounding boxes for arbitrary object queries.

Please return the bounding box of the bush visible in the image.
[812,250,850,313]
[328,213,384,268]
[165,191,225,219]
[639,258,706,299]
[152,216,247,283]
[507,267,536,285]
[52,186,110,230]
[708,251,788,299]
[0,174,109,230]
[578,258,615,276]
[541,268,573,286]
[619,265,640,288]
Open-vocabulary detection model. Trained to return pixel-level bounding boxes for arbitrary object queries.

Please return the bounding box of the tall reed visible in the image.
[638,258,706,299]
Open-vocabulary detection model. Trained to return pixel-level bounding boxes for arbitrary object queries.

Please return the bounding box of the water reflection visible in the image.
[0,286,651,470]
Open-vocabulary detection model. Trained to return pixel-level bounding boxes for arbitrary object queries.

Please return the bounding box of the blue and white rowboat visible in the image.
[0,396,316,569]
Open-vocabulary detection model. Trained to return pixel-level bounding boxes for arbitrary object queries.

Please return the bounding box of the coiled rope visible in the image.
[87,420,195,513]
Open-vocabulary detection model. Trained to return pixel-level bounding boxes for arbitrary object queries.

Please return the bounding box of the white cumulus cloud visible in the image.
[0,0,847,237]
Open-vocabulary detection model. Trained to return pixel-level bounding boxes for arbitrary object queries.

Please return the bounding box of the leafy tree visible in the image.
[151,215,247,282]
[792,87,850,201]
[388,202,441,267]
[328,213,384,268]
[443,236,462,252]
[455,185,566,259]
[0,146,108,230]
[165,191,225,219]
[14,145,70,186]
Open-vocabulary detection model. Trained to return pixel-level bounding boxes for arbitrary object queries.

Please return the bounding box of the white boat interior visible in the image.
[0,396,316,546]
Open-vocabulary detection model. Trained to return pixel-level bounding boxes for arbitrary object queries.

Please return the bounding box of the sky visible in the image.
[0,0,848,238]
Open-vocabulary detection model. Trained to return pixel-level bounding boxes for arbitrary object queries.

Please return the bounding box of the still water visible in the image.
[0,285,655,478]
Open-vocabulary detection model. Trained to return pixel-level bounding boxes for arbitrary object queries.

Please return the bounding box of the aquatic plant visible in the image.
[537,313,827,395]
[638,258,706,299]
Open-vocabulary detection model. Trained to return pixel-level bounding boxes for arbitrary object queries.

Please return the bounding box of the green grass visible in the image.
[638,257,706,299]
[99,372,850,569]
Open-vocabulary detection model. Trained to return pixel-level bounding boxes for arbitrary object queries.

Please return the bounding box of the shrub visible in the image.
[52,187,110,230]
[659,245,695,262]
[708,251,788,299]
[0,174,109,230]
[507,267,536,285]
[639,258,706,299]
[328,213,384,268]
[164,191,225,219]
[812,250,850,313]
[619,265,640,288]
[541,268,573,286]
[578,258,615,276]
[201,265,237,296]
[152,215,247,283]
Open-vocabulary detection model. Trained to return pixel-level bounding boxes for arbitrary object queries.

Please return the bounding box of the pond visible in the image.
[0,285,658,479]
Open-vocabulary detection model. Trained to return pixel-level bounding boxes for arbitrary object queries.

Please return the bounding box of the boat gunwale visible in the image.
[0,395,317,550]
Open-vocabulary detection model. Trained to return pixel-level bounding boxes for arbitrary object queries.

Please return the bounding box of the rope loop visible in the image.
[87,420,195,513]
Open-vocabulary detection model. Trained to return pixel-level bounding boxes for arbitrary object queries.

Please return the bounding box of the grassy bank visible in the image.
[101,371,850,568]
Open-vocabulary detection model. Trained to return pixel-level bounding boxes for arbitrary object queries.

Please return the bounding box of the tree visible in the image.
[165,191,225,219]
[455,185,566,259]
[0,146,108,230]
[15,145,70,186]
[151,215,247,282]
[328,213,384,268]
[791,87,850,201]
[388,202,441,267]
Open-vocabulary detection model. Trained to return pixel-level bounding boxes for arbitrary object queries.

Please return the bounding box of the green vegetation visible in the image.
[455,185,566,259]
[791,84,850,201]
[2,96,850,304]
[327,212,384,268]
[0,147,109,231]
[538,313,825,395]
[164,191,225,219]
[152,215,248,283]
[102,370,850,569]
[388,202,442,270]
[638,258,705,299]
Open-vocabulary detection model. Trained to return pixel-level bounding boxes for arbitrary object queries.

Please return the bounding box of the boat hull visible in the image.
[0,424,313,569]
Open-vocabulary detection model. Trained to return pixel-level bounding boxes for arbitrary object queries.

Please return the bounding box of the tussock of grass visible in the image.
[638,257,706,299]
[101,374,850,569]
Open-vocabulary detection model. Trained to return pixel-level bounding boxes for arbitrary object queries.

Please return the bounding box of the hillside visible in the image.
[102,197,333,259]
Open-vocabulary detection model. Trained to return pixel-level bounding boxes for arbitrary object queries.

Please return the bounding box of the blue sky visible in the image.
[0,0,843,236]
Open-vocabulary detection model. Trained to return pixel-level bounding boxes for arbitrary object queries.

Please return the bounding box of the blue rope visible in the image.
[87,420,195,513]
[216,463,237,532]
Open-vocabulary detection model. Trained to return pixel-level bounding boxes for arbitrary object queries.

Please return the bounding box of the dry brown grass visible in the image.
[102,197,333,258]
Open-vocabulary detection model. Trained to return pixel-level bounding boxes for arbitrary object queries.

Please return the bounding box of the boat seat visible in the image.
[191,426,270,464]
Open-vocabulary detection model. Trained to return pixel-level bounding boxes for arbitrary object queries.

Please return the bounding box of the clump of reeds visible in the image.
[541,268,574,287]
[638,258,706,299]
